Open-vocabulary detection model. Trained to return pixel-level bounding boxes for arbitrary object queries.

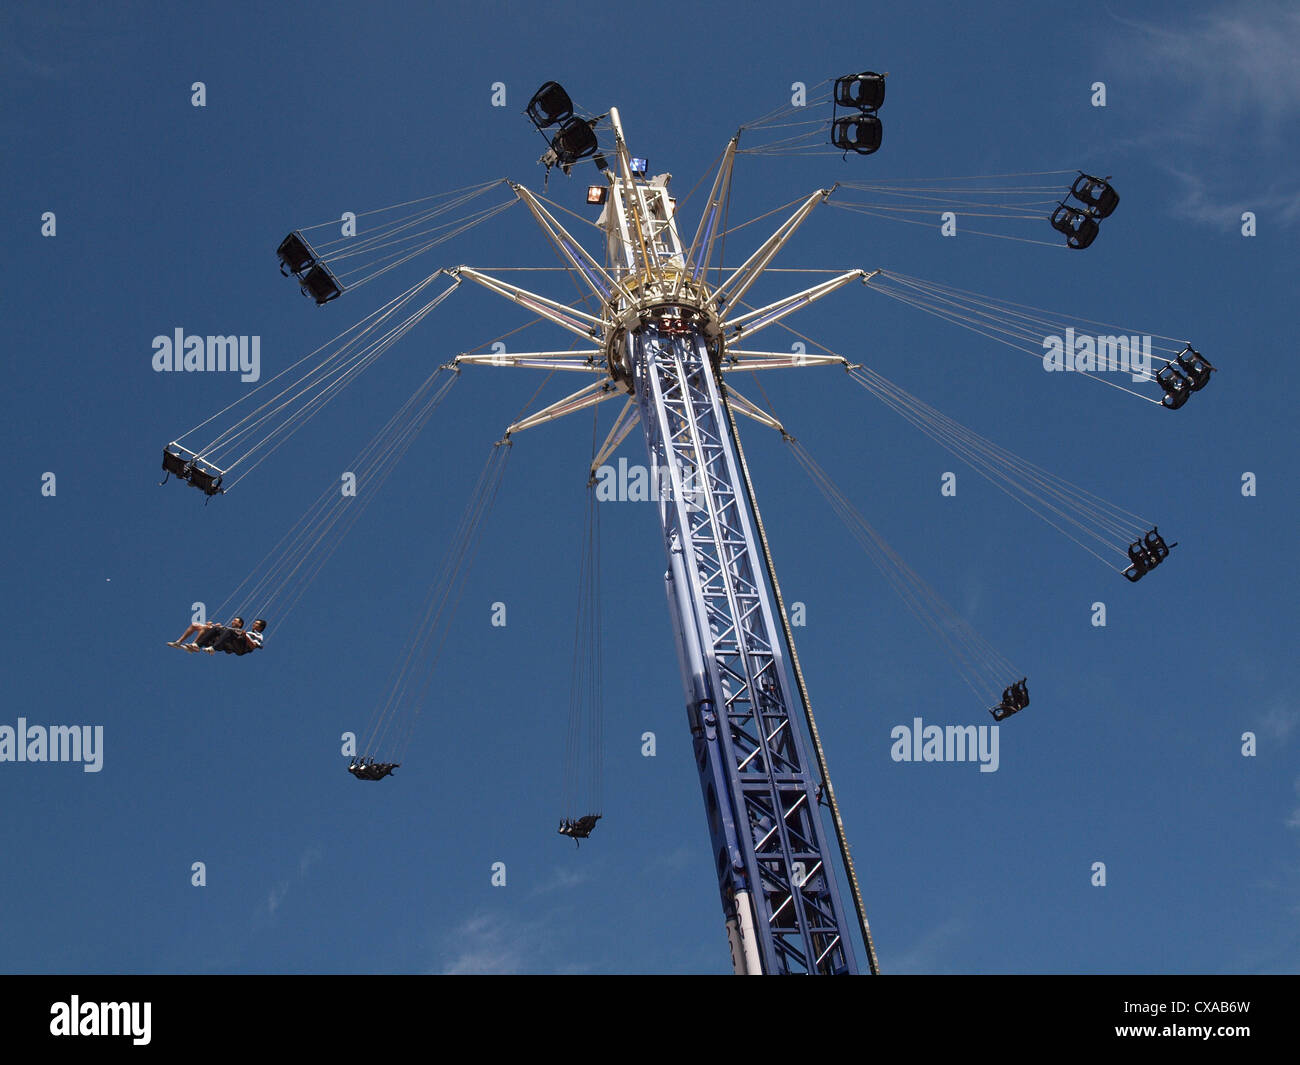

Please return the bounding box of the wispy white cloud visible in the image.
[1259,703,1299,743]
[440,913,530,975]
[265,880,290,916]
[1104,3,1300,228]
[298,845,323,879]
[1112,3,1300,133]
[888,915,968,974]
[1162,169,1300,233]
[258,844,323,919]
[530,864,593,896]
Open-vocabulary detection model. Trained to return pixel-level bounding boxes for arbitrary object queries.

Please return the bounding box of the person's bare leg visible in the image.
[169,622,208,648]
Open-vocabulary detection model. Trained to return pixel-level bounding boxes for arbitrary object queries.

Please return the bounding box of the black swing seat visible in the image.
[348,759,399,781]
[1156,361,1192,409]
[160,444,226,496]
[558,814,601,840]
[526,81,574,130]
[991,678,1030,720]
[834,71,886,112]
[1125,527,1175,580]
[278,231,344,305]
[1070,173,1120,219]
[1050,203,1100,249]
[1144,527,1176,562]
[551,117,599,167]
[831,114,882,155]
[299,263,343,306]
[277,231,316,277]
[1175,346,1215,391]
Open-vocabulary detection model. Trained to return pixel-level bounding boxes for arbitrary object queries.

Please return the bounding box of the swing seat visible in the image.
[299,263,344,306]
[552,117,599,167]
[277,231,316,277]
[527,81,573,130]
[1070,173,1120,219]
[834,71,886,112]
[1156,361,1191,409]
[1050,203,1099,249]
[1176,347,1215,391]
[187,466,224,496]
[161,444,225,495]
[558,813,601,839]
[831,114,882,155]
[160,446,191,481]
[1143,528,1175,562]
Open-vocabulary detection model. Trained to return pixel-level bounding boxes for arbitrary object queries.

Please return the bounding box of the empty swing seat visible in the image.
[1156,361,1192,409]
[834,71,886,112]
[299,263,343,306]
[160,444,226,496]
[277,231,316,276]
[832,114,883,155]
[161,447,191,481]
[1070,173,1120,219]
[527,81,574,130]
[1176,347,1215,391]
[1050,203,1100,249]
[187,466,224,496]
[552,116,599,166]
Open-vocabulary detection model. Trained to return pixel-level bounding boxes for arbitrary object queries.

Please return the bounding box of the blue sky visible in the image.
[2,0,1296,974]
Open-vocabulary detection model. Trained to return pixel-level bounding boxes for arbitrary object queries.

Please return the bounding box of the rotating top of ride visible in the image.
[523,82,850,393]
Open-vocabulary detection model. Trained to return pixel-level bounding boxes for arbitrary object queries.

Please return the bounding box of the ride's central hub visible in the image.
[603,280,724,391]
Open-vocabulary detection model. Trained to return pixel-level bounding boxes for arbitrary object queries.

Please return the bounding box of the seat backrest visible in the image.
[527,81,573,129]
[277,232,315,276]
[301,265,342,305]
[552,117,598,164]
[1070,174,1119,219]
[831,115,882,155]
[162,450,190,477]
[1067,217,1099,249]
[835,72,886,112]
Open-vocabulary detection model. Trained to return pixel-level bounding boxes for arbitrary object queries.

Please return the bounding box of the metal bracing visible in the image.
[454,351,605,372]
[633,321,856,975]
[504,378,623,435]
[510,183,632,305]
[452,267,607,341]
[713,190,832,312]
[725,270,877,340]
[718,388,786,433]
[722,351,849,371]
[681,138,738,292]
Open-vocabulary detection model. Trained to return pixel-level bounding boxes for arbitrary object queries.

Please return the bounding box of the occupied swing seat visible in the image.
[558,813,602,843]
[990,678,1030,721]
